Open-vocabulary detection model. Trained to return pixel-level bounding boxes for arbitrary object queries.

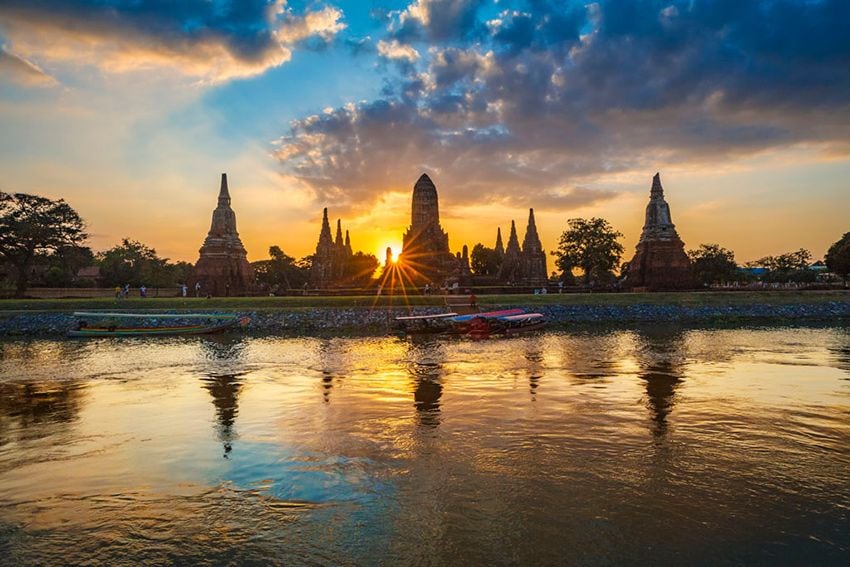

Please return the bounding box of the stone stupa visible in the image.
[626,173,693,290]
[192,173,254,296]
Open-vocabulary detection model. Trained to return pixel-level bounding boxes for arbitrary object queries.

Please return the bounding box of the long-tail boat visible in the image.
[464,312,547,339]
[68,312,245,337]
[396,309,526,335]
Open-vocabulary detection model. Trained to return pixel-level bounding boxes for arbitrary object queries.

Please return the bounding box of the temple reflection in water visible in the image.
[406,338,445,429]
[634,327,686,438]
[199,337,247,458]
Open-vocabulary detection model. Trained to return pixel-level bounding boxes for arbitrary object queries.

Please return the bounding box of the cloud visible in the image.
[275,0,850,211]
[276,5,346,44]
[0,47,57,87]
[377,40,420,62]
[0,0,346,83]
[392,0,487,42]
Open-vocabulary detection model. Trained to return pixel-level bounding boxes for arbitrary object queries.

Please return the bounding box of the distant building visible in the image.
[625,173,693,290]
[520,208,548,285]
[192,173,254,296]
[498,220,522,283]
[494,227,505,259]
[310,208,353,288]
[496,209,548,285]
[450,244,473,287]
[400,174,457,284]
[75,266,102,286]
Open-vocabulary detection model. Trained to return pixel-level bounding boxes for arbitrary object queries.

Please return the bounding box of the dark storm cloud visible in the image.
[278,0,850,211]
[0,0,345,81]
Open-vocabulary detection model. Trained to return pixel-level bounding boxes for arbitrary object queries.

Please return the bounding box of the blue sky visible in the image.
[1,0,848,262]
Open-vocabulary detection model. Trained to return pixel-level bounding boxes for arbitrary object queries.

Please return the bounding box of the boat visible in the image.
[394,312,459,335]
[396,309,527,335]
[464,312,547,339]
[498,313,547,336]
[68,312,246,337]
[449,308,527,335]
[449,308,526,323]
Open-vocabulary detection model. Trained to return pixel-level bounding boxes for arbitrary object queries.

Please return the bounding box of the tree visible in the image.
[687,244,738,286]
[751,248,814,282]
[0,192,87,297]
[97,238,182,288]
[253,246,310,291]
[552,217,624,286]
[41,245,95,287]
[344,252,379,286]
[470,244,500,276]
[825,232,850,286]
[170,261,195,285]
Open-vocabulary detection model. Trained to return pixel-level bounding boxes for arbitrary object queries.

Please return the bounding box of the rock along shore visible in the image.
[2,300,850,337]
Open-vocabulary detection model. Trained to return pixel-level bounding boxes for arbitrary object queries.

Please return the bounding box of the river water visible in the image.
[1,326,849,565]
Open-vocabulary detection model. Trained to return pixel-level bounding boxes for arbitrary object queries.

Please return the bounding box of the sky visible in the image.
[1,0,848,265]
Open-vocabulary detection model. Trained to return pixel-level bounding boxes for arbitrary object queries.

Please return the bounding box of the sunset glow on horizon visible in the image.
[1,1,848,265]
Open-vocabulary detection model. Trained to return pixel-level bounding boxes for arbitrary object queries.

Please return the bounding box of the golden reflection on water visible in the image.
[1,327,849,564]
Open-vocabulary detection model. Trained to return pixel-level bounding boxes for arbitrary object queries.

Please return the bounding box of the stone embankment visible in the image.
[2,300,850,336]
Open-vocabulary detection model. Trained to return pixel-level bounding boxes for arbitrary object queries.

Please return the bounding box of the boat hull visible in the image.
[68,320,237,337]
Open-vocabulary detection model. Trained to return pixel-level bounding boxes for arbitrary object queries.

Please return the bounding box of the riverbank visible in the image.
[1,291,849,336]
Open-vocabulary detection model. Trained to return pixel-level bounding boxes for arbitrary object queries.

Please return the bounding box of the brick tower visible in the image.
[626,173,693,290]
[498,220,523,283]
[520,208,548,285]
[400,173,456,284]
[193,173,254,296]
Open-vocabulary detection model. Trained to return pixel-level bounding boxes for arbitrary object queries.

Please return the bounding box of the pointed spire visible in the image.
[196,172,251,296]
[411,172,440,229]
[344,230,352,256]
[640,172,677,241]
[317,207,333,247]
[218,173,231,206]
[522,208,543,253]
[651,172,664,196]
[335,219,344,247]
[495,227,505,257]
[505,220,521,255]
[413,173,436,194]
[385,246,393,267]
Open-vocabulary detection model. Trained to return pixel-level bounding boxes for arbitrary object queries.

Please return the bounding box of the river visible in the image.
[1,326,849,565]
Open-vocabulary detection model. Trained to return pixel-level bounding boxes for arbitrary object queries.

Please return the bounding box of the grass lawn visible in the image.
[0,290,848,313]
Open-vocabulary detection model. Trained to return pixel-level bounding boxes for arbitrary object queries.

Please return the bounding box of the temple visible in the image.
[626,173,693,290]
[520,208,548,285]
[192,173,253,296]
[400,174,457,284]
[310,209,353,288]
[496,209,548,285]
[494,227,505,259]
[498,220,522,283]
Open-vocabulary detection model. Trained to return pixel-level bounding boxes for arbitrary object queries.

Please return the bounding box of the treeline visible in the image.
[0,191,378,297]
[469,217,850,287]
[251,246,380,292]
[0,192,195,296]
[2,192,849,297]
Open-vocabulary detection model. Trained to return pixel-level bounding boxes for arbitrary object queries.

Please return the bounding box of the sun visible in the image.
[378,243,402,264]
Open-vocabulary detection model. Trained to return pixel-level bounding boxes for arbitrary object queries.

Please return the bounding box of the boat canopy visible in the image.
[73,312,237,320]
